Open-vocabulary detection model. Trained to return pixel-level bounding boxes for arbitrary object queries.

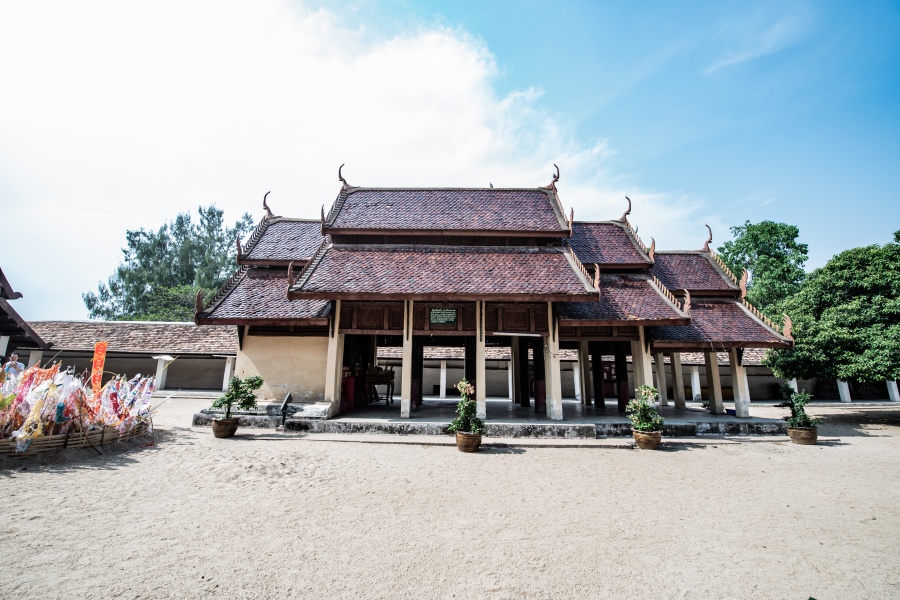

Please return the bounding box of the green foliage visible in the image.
[717,220,808,316]
[447,378,485,435]
[212,375,264,419]
[765,236,900,382]
[777,390,821,428]
[83,205,254,321]
[626,385,665,432]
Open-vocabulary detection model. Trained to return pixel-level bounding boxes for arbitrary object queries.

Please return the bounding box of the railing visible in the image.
[741,298,783,335]
[203,265,250,312]
[651,275,685,313]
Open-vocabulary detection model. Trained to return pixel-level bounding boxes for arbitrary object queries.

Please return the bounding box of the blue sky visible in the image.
[1,0,898,319]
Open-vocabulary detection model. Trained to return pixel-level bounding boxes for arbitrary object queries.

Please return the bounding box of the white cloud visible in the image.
[704,14,809,74]
[0,0,717,320]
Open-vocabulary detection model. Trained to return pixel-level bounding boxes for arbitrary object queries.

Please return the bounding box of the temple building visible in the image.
[195,168,792,420]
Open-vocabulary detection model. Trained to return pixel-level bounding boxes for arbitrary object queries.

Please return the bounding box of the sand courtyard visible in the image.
[2,398,898,599]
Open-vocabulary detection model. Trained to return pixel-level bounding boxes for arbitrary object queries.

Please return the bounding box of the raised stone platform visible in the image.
[192,397,786,438]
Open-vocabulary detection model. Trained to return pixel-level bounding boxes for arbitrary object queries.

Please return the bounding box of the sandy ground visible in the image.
[2,400,899,599]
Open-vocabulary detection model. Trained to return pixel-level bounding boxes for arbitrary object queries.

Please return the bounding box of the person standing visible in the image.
[3,352,25,379]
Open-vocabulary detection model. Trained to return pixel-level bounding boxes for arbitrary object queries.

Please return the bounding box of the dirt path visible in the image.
[1,400,898,599]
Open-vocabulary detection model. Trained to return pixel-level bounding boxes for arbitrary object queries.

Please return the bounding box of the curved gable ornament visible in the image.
[262,191,276,219]
[618,196,632,222]
[739,269,748,298]
[702,224,713,253]
[783,314,794,341]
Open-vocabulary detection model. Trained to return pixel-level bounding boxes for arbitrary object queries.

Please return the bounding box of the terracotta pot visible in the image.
[212,418,240,438]
[786,426,818,445]
[455,431,482,453]
[632,430,662,450]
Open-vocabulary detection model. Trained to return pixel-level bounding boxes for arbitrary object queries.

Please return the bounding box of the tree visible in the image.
[83,205,254,321]
[717,220,808,316]
[765,232,900,383]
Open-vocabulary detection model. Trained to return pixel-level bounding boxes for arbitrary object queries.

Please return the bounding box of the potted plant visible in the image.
[210,375,264,438]
[778,390,821,445]
[447,379,485,452]
[627,385,665,450]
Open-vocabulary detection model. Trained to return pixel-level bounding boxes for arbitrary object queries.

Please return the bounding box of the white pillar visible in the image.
[324,300,345,418]
[475,301,486,419]
[690,366,702,401]
[788,378,799,394]
[729,348,750,418]
[654,352,669,407]
[401,301,414,418]
[27,350,44,369]
[704,352,724,414]
[155,357,169,391]
[222,356,236,391]
[578,340,592,406]
[887,381,899,402]
[671,352,686,409]
[573,358,581,402]
[837,380,852,403]
[631,328,654,388]
[439,360,447,399]
[507,360,514,401]
[545,302,563,420]
[0,335,9,357]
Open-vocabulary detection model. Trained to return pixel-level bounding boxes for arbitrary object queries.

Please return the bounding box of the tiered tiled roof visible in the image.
[25,321,235,355]
[649,299,790,349]
[239,219,324,265]
[288,245,597,301]
[0,266,49,350]
[197,268,330,325]
[569,222,652,267]
[651,251,739,295]
[323,188,570,235]
[559,274,689,325]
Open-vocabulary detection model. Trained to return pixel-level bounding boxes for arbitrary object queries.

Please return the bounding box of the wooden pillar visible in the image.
[324,300,345,418]
[412,336,424,408]
[654,352,669,407]
[544,302,563,420]
[509,338,520,403]
[400,300,414,418]
[27,350,44,369]
[615,342,629,412]
[518,338,531,407]
[588,342,605,410]
[704,351,724,414]
[887,381,899,402]
[475,301,486,419]
[464,336,476,383]
[222,356,235,391]
[729,348,750,418]
[533,336,546,412]
[578,340,592,406]
[671,352,686,409]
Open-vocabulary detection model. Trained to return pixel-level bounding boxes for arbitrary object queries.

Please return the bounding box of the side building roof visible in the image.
[196,267,330,326]
[569,221,653,268]
[239,218,325,266]
[323,186,571,236]
[26,321,236,355]
[559,274,689,325]
[649,298,791,350]
[288,244,598,302]
[651,251,739,295]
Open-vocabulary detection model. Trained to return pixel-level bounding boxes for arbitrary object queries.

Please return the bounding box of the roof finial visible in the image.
[619,196,632,222]
[262,191,274,219]
[682,289,691,314]
[649,238,656,261]
[195,290,204,315]
[568,207,574,230]
[236,235,242,257]
[287,261,295,294]
[593,263,600,293]
[553,163,560,183]
[739,268,748,298]
[783,313,793,341]
[338,163,350,187]
[490,182,493,188]
[702,224,713,252]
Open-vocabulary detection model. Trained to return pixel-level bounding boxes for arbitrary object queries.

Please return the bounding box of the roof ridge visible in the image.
[738,297,789,339]
[239,215,272,259]
[290,239,330,293]
[649,275,689,316]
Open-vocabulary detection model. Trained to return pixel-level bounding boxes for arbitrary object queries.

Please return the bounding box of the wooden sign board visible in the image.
[429,308,457,326]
